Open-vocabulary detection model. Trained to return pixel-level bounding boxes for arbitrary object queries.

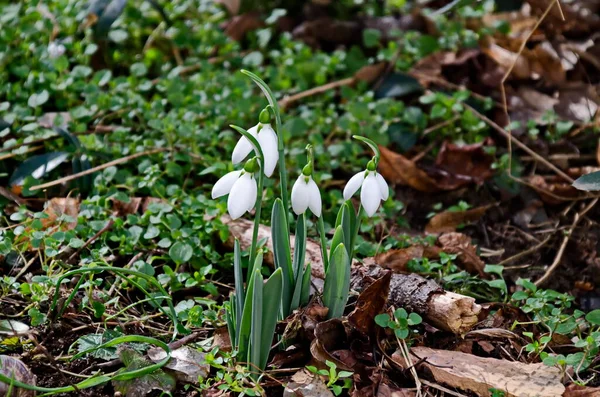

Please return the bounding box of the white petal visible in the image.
[246,176,257,212]
[228,174,254,219]
[257,124,279,177]
[343,171,366,201]
[361,174,381,217]
[291,176,310,215]
[376,172,389,201]
[211,170,242,199]
[231,124,259,164]
[307,177,322,217]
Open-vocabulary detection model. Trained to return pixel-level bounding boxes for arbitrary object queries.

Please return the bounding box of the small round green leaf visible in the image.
[169,242,193,264]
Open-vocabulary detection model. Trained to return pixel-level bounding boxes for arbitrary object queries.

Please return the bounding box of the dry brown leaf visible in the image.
[378,145,444,192]
[354,62,389,84]
[284,369,334,397]
[215,0,240,15]
[376,384,416,397]
[425,204,494,234]
[435,140,495,184]
[310,319,355,372]
[348,272,391,336]
[393,346,565,397]
[410,49,480,87]
[42,197,79,230]
[563,383,600,396]
[527,175,581,205]
[437,233,486,277]
[224,12,264,42]
[371,245,441,272]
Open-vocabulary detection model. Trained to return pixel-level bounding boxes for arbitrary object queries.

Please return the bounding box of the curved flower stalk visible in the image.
[231,110,279,177]
[343,136,390,217]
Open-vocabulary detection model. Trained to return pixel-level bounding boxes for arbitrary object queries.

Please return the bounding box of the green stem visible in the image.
[317,216,329,274]
[270,105,289,225]
[249,171,264,272]
[350,205,363,260]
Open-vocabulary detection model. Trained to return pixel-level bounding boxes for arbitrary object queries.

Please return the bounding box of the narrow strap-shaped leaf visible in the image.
[10,151,70,186]
[233,239,244,343]
[290,265,304,313]
[237,269,256,362]
[271,198,293,316]
[247,252,263,285]
[329,225,345,264]
[293,213,306,282]
[322,244,351,319]
[340,203,353,258]
[225,298,236,347]
[300,263,311,307]
[260,268,283,371]
[249,269,263,377]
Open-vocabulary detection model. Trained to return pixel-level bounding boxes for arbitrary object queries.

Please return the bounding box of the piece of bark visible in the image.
[392,347,565,397]
[351,267,481,334]
[221,215,325,278]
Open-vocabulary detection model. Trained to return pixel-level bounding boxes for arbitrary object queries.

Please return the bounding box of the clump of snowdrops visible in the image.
[212,71,389,376]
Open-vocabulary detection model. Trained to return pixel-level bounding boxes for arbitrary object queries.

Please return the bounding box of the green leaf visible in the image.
[394,328,409,339]
[237,268,256,362]
[260,268,282,371]
[112,347,175,397]
[10,151,70,186]
[484,264,504,277]
[322,244,351,319]
[329,225,345,263]
[293,213,306,283]
[28,90,49,108]
[169,242,193,264]
[408,312,422,326]
[573,171,600,192]
[394,308,408,319]
[271,199,293,316]
[374,73,422,99]
[374,313,390,327]
[300,262,311,307]
[233,240,244,345]
[290,265,304,313]
[363,28,382,48]
[585,309,600,325]
[249,270,263,378]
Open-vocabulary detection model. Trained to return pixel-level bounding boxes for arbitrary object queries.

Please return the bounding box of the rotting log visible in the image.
[351,266,481,334]
[223,215,481,333]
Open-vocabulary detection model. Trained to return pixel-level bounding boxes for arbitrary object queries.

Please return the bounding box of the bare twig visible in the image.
[278,77,355,110]
[497,235,553,266]
[535,198,598,286]
[29,148,167,191]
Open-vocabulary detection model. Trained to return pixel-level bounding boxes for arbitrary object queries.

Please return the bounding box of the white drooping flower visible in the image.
[343,170,389,217]
[291,174,322,217]
[211,170,257,219]
[231,123,278,177]
[48,42,66,59]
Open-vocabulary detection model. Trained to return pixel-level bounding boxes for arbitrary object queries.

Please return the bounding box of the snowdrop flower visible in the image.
[291,145,322,217]
[211,160,258,219]
[231,109,278,177]
[343,160,389,217]
[48,42,66,59]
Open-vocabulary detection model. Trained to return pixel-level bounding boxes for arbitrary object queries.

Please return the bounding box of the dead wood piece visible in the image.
[221,215,325,278]
[393,347,565,397]
[351,267,481,334]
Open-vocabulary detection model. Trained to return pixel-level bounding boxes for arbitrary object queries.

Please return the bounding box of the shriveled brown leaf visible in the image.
[435,140,495,184]
[563,383,600,396]
[224,12,264,41]
[410,49,480,87]
[376,384,416,397]
[354,62,389,85]
[293,18,361,48]
[348,272,392,336]
[211,326,231,352]
[215,0,240,15]
[378,145,446,192]
[527,0,600,35]
[392,346,565,397]
[310,319,355,372]
[437,233,486,277]
[284,369,334,397]
[42,197,79,230]
[425,204,494,234]
[527,175,581,205]
[369,245,441,272]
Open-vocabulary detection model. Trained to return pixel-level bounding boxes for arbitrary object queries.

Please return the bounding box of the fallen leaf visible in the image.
[425,204,494,234]
[373,72,422,99]
[283,369,334,397]
[215,0,240,15]
[354,62,389,85]
[410,50,480,87]
[563,383,600,396]
[528,175,580,204]
[42,197,79,230]
[437,233,486,277]
[113,346,175,397]
[368,245,441,272]
[310,319,355,372]
[147,346,209,385]
[392,346,565,397]
[224,12,264,42]
[376,384,416,397]
[378,145,445,192]
[348,272,392,336]
[0,320,30,336]
[435,140,495,184]
[0,355,36,397]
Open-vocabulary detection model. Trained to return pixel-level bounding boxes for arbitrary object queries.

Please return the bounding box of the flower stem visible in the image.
[271,106,289,225]
[350,205,363,260]
[317,216,329,273]
[249,171,264,274]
